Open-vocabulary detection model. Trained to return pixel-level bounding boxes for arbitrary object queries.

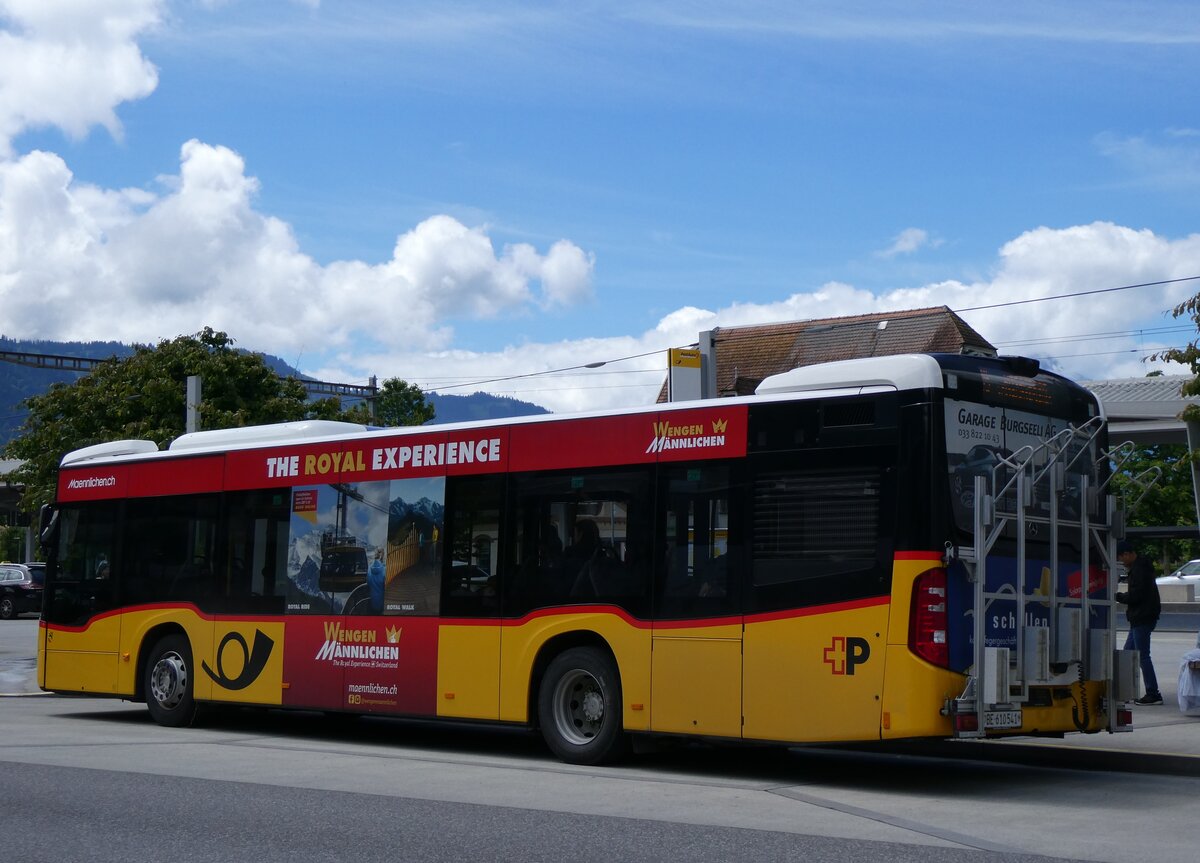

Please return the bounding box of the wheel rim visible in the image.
[149,650,188,710]
[0,597,13,618]
[551,668,606,746]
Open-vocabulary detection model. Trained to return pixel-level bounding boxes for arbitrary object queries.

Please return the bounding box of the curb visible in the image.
[837,738,1200,778]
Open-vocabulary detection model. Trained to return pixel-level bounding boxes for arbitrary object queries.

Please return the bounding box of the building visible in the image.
[658,306,996,401]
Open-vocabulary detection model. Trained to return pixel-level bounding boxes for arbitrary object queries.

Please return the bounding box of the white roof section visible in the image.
[57,358,951,466]
[756,354,942,395]
[169,420,370,452]
[60,439,159,467]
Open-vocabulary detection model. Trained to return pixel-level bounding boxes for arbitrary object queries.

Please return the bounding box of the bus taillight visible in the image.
[909,567,949,668]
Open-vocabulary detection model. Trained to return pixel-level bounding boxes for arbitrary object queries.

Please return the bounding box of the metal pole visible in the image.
[1185,419,1200,533]
[186,375,201,434]
[699,330,717,399]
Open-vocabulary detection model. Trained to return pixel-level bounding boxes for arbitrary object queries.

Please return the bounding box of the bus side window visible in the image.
[440,475,504,618]
[748,452,892,613]
[654,464,741,620]
[122,495,221,608]
[506,469,652,618]
[219,490,289,614]
[46,503,120,626]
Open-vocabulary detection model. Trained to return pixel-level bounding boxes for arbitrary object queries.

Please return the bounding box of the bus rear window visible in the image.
[945,399,1099,531]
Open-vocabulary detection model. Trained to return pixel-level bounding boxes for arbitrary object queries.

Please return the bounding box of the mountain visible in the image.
[426,391,549,424]
[0,336,548,445]
[390,495,445,527]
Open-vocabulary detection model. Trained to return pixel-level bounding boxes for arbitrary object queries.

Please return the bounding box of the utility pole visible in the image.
[186,376,201,434]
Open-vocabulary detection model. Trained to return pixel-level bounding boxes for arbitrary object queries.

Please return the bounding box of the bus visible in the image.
[36,352,1140,764]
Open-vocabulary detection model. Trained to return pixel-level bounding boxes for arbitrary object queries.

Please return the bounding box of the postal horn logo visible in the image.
[202,629,275,690]
[645,418,730,454]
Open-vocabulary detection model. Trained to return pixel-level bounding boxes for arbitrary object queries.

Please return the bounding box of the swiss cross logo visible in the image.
[823,636,871,675]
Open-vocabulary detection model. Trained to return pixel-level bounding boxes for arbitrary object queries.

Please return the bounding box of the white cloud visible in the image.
[329,221,1200,414]
[876,227,942,258]
[2,3,1197,419]
[3,125,1195,415]
[0,0,162,157]
[0,139,594,357]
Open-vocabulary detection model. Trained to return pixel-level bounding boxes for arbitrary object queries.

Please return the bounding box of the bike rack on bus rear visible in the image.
[950,419,1158,737]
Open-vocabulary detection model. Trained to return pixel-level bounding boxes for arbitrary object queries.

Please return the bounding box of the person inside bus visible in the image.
[564,519,602,595]
[565,519,600,566]
[94,560,110,580]
[1115,540,1163,705]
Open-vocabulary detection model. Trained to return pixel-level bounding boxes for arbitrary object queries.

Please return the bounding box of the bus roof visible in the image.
[56,352,1070,469]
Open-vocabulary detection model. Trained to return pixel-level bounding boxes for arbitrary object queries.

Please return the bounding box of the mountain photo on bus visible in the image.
[288,478,445,616]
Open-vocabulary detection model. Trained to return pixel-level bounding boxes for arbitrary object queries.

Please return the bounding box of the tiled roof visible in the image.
[658,306,996,401]
[1082,376,1198,421]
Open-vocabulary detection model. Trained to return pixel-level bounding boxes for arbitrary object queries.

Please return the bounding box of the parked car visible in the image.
[0,562,44,620]
[1158,559,1200,587]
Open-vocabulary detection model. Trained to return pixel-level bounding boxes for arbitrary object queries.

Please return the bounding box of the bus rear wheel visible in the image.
[537,646,628,765]
[144,634,198,727]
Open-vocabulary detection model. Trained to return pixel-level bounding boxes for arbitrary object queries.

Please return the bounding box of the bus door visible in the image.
[741,458,891,743]
[438,475,504,721]
[651,465,743,738]
[43,503,123,693]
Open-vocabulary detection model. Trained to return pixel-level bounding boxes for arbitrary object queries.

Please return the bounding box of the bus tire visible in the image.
[144,634,198,728]
[537,646,628,765]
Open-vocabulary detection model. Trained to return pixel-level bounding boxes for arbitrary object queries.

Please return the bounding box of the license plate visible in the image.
[984,709,1022,730]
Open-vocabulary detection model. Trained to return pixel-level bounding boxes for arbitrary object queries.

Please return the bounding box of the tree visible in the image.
[1154,295,1200,422]
[1110,442,1200,568]
[342,377,436,427]
[0,525,24,562]
[1145,299,1200,565]
[5,329,334,512]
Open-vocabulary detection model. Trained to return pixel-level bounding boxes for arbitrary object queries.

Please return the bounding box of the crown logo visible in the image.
[712,418,728,434]
[385,626,402,644]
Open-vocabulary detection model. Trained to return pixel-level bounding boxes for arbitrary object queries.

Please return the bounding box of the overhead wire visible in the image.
[951,274,1200,312]
[428,348,670,393]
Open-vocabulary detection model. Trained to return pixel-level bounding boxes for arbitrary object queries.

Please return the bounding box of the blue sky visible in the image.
[3,1,1200,412]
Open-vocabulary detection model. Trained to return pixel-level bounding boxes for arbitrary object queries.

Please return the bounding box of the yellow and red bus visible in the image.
[36,353,1134,764]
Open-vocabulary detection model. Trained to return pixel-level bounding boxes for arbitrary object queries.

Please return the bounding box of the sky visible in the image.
[2,0,1200,414]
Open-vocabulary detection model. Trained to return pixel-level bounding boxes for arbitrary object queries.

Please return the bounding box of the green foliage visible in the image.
[1111,442,1200,566]
[0,525,25,562]
[342,378,436,427]
[0,329,429,513]
[1154,296,1200,421]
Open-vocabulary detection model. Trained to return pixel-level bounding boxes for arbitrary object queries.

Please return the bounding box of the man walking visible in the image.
[1115,540,1163,705]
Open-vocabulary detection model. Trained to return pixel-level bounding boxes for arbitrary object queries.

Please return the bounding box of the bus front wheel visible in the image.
[537,646,628,765]
[144,634,198,727]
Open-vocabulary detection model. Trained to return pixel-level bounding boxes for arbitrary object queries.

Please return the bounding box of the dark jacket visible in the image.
[1116,554,1161,627]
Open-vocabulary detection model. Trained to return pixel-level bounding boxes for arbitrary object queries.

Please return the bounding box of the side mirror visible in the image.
[38,505,59,551]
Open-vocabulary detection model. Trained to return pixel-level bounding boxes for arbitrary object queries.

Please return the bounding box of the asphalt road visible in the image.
[0,758,1091,863]
[4,697,1199,863]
